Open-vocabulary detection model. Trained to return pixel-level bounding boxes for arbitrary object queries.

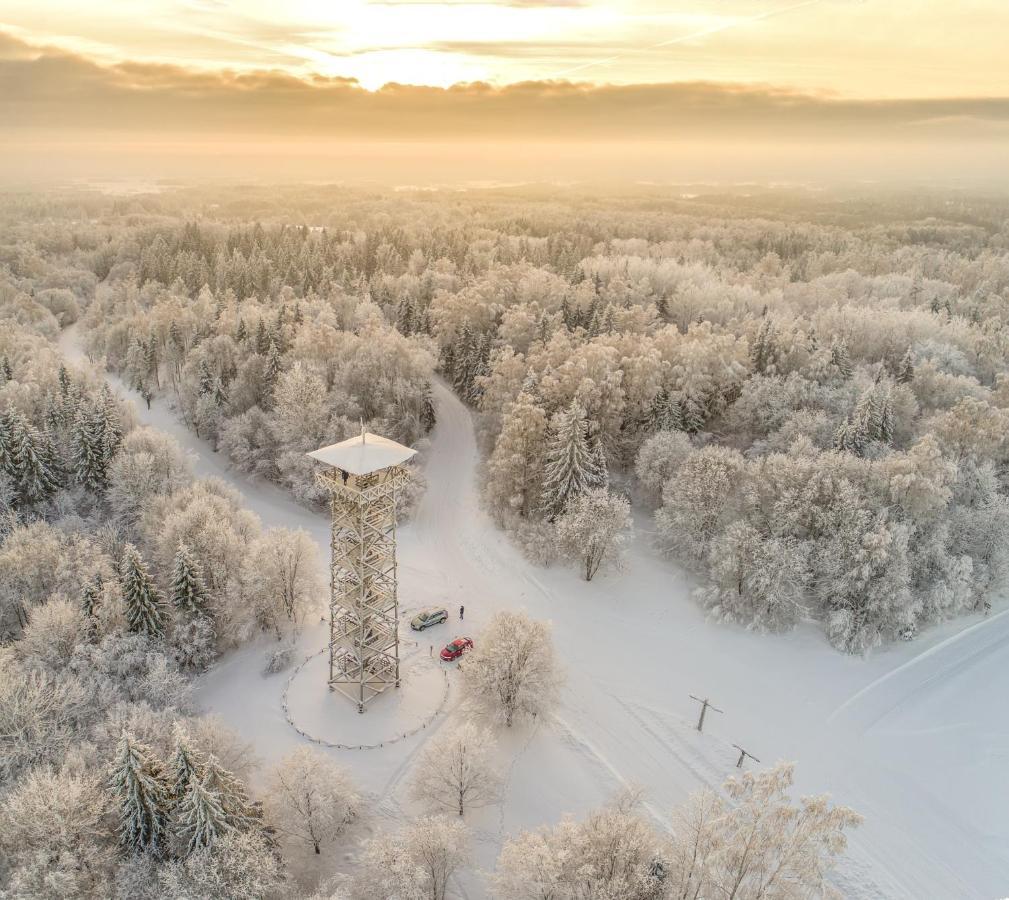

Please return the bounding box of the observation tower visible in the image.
[308,428,416,712]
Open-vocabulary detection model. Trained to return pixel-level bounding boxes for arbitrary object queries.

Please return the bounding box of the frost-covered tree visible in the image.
[266,746,359,854]
[410,722,501,817]
[554,487,632,581]
[541,400,606,517]
[699,522,810,632]
[170,542,210,617]
[485,390,548,520]
[634,430,693,505]
[157,830,286,900]
[0,657,87,780]
[120,544,167,639]
[493,792,667,900]
[202,753,256,833]
[71,405,109,492]
[656,446,745,568]
[667,763,861,900]
[461,610,561,727]
[169,723,204,804]
[177,771,232,855]
[109,730,172,857]
[0,766,113,899]
[244,527,320,638]
[13,418,61,504]
[355,816,469,900]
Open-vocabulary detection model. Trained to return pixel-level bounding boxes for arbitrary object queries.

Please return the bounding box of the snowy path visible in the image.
[59,325,1009,898]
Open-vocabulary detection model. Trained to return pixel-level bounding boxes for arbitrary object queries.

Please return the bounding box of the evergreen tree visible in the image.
[71,406,107,491]
[541,400,606,517]
[177,772,231,855]
[212,376,230,408]
[81,572,102,625]
[235,318,247,344]
[14,419,60,504]
[99,384,124,460]
[170,543,210,617]
[264,339,282,405]
[203,755,255,831]
[168,725,204,805]
[897,347,915,384]
[648,388,685,433]
[681,393,706,435]
[58,363,71,398]
[750,317,778,374]
[0,356,11,382]
[109,731,172,857]
[0,411,21,482]
[197,360,214,396]
[120,544,167,639]
[254,319,270,355]
[830,339,853,379]
[420,384,437,432]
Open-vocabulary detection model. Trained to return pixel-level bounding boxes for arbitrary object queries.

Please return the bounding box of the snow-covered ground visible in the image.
[59,325,1009,898]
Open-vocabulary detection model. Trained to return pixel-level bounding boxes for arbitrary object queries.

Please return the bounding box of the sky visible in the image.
[2,1,1008,184]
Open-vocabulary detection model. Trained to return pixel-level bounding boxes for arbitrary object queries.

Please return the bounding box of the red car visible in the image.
[440,637,473,661]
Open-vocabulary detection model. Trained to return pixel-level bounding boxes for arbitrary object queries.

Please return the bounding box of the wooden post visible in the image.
[732,744,760,768]
[689,695,723,733]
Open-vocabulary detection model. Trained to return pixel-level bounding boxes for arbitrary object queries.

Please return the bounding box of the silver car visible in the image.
[410,608,448,631]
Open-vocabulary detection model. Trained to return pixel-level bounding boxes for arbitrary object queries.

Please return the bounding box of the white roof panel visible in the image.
[308,431,417,476]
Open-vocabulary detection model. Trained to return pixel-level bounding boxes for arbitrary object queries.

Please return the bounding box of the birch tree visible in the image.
[266,746,360,854]
[410,722,501,817]
[461,611,561,727]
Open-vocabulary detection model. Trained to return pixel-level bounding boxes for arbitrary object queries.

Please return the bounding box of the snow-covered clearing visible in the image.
[60,324,1009,898]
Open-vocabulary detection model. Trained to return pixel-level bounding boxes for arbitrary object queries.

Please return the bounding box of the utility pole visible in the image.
[732,744,760,768]
[689,695,723,733]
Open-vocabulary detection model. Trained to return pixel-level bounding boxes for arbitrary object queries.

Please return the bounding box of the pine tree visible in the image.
[203,755,255,831]
[541,400,606,517]
[0,411,21,481]
[120,544,167,639]
[14,420,60,505]
[58,364,71,398]
[681,393,706,435]
[830,339,853,379]
[750,317,777,374]
[648,388,684,433]
[420,384,437,432]
[264,338,282,405]
[170,543,210,617]
[212,376,230,408]
[177,772,231,855]
[0,356,12,382]
[197,360,214,396]
[897,348,914,384]
[254,319,270,355]
[81,572,102,625]
[71,406,107,491]
[235,318,247,344]
[109,731,172,857]
[99,384,123,460]
[168,725,204,805]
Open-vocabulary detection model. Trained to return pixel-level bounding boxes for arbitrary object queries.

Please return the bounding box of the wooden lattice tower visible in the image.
[309,429,416,713]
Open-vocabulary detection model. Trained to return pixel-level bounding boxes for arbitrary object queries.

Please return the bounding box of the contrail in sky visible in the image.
[547,0,825,79]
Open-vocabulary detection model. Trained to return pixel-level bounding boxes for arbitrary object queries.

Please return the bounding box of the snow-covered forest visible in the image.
[59,184,1009,651]
[2,182,1009,898]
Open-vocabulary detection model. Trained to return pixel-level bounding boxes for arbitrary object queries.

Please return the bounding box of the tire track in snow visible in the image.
[828,605,1009,730]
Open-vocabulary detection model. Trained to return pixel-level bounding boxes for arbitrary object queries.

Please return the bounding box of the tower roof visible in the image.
[308,429,417,476]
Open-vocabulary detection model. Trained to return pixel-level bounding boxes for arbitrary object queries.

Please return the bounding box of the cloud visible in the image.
[1,30,1008,145]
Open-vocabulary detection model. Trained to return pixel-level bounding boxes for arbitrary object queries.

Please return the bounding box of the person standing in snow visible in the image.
[459,605,465,621]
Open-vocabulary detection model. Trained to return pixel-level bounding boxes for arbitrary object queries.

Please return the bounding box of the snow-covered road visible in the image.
[60,325,1009,898]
